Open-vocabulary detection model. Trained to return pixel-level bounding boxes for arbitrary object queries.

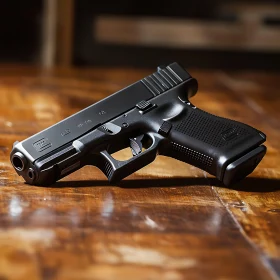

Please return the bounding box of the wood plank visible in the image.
[186,69,280,276]
[0,65,279,279]
[208,70,280,276]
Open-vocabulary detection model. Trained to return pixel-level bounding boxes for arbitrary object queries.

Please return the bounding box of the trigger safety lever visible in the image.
[129,135,144,156]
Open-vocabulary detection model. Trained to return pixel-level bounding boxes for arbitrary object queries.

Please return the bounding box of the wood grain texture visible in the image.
[0,65,279,280]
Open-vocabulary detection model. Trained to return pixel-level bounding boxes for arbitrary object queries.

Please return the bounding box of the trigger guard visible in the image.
[98,133,163,183]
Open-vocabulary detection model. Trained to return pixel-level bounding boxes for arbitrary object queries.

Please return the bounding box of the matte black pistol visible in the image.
[10,63,266,186]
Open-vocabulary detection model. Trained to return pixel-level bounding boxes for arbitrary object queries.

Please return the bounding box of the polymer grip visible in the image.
[161,104,266,186]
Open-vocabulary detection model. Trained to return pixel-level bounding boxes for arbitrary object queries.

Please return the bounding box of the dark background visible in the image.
[0,0,279,70]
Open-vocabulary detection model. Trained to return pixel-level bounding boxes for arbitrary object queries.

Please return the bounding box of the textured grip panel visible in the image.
[175,109,249,147]
[171,142,213,172]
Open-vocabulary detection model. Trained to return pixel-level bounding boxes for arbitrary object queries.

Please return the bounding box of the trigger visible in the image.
[129,135,144,156]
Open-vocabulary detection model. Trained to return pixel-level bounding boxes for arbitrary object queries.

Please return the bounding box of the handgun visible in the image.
[10,63,266,186]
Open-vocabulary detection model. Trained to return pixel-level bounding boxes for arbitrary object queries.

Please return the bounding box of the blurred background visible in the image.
[0,0,279,70]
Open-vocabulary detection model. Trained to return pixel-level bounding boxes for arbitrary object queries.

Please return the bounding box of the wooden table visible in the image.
[0,65,279,280]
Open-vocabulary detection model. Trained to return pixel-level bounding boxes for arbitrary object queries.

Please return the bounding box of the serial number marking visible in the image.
[61,161,80,176]
[77,119,92,128]
[61,129,71,137]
